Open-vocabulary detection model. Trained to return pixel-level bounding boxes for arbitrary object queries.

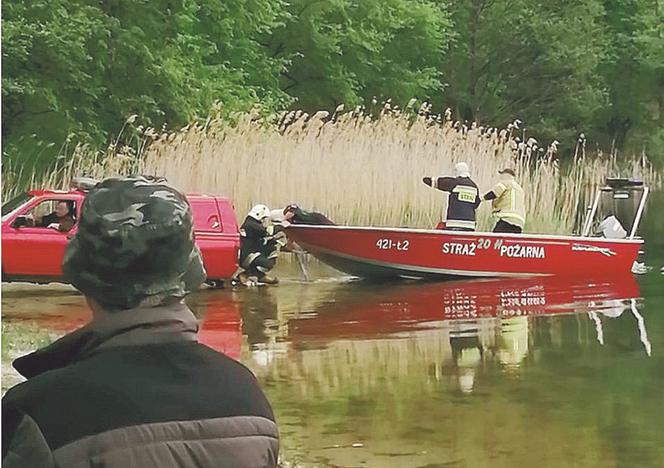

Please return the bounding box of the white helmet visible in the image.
[248,204,270,221]
[454,162,470,178]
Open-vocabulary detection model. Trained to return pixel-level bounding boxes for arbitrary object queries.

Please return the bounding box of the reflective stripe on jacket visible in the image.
[426,176,480,230]
[490,177,526,228]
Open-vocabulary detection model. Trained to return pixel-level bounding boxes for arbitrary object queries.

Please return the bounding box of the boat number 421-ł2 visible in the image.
[376,239,410,251]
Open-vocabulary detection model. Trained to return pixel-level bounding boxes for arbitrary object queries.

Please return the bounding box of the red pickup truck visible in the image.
[2,183,240,287]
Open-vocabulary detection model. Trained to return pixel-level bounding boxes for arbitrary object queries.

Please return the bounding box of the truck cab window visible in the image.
[23,199,77,232]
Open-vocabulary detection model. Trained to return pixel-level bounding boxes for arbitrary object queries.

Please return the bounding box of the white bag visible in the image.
[599,215,627,239]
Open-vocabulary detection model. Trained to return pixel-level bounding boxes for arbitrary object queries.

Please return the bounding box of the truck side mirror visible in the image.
[12,215,29,228]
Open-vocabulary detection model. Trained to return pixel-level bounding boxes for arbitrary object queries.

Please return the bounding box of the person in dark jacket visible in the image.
[237,204,284,285]
[423,162,481,231]
[279,204,335,225]
[26,200,76,232]
[2,176,279,468]
[267,205,334,274]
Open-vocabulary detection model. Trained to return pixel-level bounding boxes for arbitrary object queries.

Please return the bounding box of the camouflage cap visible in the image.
[62,176,206,310]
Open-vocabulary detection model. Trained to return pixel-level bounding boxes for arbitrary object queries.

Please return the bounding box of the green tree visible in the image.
[3,0,663,173]
[441,0,610,145]
[2,0,288,171]
[596,0,664,160]
[270,0,453,110]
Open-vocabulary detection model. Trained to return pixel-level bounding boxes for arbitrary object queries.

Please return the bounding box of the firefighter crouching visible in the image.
[237,204,286,285]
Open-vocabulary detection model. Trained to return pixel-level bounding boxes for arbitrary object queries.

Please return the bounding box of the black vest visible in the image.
[433,176,480,229]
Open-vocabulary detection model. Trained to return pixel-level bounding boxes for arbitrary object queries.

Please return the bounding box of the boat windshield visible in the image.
[2,192,33,220]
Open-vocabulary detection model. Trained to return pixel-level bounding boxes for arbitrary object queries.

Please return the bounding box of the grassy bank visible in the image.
[1,321,60,394]
[4,106,661,233]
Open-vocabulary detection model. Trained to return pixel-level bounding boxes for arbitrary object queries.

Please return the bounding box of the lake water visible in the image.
[2,193,663,467]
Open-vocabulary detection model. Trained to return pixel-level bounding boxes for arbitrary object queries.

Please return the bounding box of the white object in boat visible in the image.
[599,215,627,239]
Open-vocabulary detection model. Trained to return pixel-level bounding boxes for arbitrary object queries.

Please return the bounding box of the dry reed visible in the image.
[3,104,661,234]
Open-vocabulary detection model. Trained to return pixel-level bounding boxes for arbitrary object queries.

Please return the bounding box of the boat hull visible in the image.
[286,225,642,279]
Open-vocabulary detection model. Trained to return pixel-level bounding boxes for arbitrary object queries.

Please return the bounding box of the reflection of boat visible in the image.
[288,275,649,393]
[289,275,642,339]
[286,179,649,279]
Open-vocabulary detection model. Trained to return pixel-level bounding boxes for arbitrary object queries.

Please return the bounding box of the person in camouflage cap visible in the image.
[2,175,279,468]
[62,175,207,309]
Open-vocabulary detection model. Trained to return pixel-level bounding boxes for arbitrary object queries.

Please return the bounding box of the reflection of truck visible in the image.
[1,182,240,286]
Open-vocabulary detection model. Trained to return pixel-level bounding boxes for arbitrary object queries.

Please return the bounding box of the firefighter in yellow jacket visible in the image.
[482,168,526,233]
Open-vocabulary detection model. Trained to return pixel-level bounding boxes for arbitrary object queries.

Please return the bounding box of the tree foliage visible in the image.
[441,0,610,145]
[2,0,288,169]
[597,0,664,155]
[2,0,663,170]
[269,0,452,109]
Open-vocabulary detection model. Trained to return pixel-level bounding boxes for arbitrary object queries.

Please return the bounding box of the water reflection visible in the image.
[244,276,644,396]
[179,275,652,404]
[210,275,655,466]
[588,297,651,356]
[187,292,243,360]
[4,275,648,375]
[3,275,657,466]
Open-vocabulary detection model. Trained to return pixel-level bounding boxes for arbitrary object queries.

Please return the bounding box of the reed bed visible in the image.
[4,104,661,234]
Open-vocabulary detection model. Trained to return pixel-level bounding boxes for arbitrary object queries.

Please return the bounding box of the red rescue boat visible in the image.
[286,178,649,279]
